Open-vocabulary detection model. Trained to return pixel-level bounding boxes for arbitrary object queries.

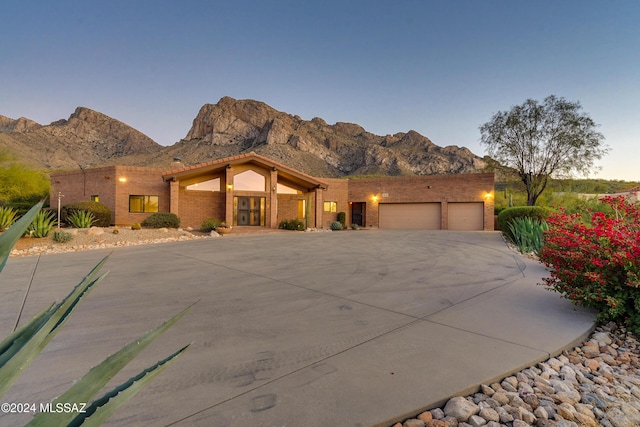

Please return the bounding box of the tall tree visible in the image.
[480,95,608,206]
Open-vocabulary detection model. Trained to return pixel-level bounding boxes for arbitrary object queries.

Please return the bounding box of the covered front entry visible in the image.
[379,203,441,230]
[234,196,265,226]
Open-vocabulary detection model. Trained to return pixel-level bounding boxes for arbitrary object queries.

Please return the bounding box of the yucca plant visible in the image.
[0,206,17,232]
[507,216,549,254]
[25,210,57,238]
[68,210,96,228]
[0,202,191,425]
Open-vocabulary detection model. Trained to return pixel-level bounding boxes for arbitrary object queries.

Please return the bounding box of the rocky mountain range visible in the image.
[0,97,486,177]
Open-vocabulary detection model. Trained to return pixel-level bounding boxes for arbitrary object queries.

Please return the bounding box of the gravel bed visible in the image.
[9,226,208,257]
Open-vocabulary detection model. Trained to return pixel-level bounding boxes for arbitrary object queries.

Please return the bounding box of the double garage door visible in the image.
[378,202,484,230]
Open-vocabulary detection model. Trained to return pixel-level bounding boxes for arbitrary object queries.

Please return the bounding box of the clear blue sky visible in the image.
[2,1,638,181]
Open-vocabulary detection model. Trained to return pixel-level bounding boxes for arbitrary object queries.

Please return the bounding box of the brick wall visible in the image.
[113,167,170,225]
[321,178,350,227]
[277,193,315,226]
[50,167,118,223]
[51,166,170,226]
[178,188,226,229]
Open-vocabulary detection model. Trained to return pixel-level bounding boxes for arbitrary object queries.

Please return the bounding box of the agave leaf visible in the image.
[64,344,190,427]
[26,305,193,426]
[0,201,43,271]
[0,257,109,397]
[0,305,54,368]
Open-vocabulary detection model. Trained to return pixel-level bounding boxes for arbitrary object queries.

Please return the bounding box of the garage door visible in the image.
[379,203,441,230]
[448,202,484,230]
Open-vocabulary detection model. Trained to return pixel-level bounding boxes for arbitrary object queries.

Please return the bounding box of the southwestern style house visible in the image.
[50,152,495,231]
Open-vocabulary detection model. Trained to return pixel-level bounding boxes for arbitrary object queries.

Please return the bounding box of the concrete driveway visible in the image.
[0,230,595,426]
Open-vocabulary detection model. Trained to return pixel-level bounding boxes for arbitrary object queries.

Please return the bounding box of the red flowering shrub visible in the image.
[540,196,640,332]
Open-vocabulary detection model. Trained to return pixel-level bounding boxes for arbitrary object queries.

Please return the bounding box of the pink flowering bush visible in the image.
[540,196,640,332]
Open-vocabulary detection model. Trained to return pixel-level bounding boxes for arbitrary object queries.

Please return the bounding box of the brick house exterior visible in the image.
[50,152,494,230]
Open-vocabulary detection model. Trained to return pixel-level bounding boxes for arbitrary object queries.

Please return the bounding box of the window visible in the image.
[186,178,220,191]
[277,183,302,194]
[324,201,337,212]
[297,199,306,219]
[129,195,159,213]
[234,170,265,191]
[91,195,99,202]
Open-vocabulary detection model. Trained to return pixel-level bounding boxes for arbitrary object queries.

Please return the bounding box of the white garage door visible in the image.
[378,203,441,230]
[448,202,484,231]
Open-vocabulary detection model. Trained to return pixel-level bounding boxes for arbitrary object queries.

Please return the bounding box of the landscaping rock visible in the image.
[393,322,640,427]
[87,226,104,236]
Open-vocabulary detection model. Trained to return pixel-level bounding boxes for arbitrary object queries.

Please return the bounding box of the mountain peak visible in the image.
[1,98,486,176]
[176,97,485,177]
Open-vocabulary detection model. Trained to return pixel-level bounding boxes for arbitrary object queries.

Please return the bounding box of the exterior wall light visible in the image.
[372,195,379,202]
[227,184,233,191]
[484,192,493,200]
[118,177,127,183]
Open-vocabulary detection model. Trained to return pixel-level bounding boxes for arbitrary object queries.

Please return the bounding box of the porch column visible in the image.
[169,180,179,216]
[225,166,234,226]
[270,168,278,228]
[314,187,324,228]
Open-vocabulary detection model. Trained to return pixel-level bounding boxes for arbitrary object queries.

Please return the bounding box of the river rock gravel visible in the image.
[393,322,640,427]
[9,226,208,257]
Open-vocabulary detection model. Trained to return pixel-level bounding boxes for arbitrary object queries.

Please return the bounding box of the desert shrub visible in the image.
[279,219,305,231]
[337,212,346,226]
[498,206,549,241]
[0,206,17,231]
[131,223,141,230]
[141,212,180,228]
[540,196,640,332]
[494,206,507,216]
[507,217,548,254]
[67,210,96,228]
[351,223,360,230]
[63,201,112,227]
[201,218,223,232]
[330,221,343,230]
[26,210,57,238]
[53,230,74,243]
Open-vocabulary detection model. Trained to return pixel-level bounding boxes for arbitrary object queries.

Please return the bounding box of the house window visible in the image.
[91,195,99,202]
[186,178,220,191]
[129,195,159,213]
[234,170,265,191]
[277,183,302,194]
[297,199,306,219]
[323,201,337,212]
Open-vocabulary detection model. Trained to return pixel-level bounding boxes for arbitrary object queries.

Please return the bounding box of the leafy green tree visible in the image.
[480,95,608,206]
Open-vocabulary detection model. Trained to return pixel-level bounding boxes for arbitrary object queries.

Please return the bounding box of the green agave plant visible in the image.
[0,201,192,425]
[68,210,96,229]
[25,210,57,238]
[0,206,17,232]
[507,216,549,254]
